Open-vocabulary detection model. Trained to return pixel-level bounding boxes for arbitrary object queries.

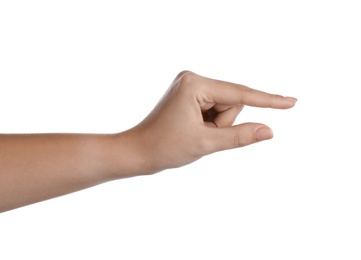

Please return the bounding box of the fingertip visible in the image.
[256,127,273,142]
[284,96,298,108]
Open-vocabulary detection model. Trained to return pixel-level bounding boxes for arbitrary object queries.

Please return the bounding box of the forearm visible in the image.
[0,132,139,212]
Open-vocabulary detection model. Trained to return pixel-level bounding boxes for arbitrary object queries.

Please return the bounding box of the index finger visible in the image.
[202,76,297,109]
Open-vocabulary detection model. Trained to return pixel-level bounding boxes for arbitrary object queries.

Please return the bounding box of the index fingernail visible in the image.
[285,97,298,103]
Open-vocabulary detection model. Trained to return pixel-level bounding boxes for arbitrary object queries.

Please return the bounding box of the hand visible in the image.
[130,71,297,174]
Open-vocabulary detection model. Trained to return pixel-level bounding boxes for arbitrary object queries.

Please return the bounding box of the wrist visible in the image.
[102,129,152,180]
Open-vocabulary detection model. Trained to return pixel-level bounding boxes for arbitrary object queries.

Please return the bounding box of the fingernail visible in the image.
[285,96,298,103]
[256,127,273,141]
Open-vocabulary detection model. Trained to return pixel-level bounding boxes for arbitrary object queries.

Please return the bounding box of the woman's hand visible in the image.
[129,71,297,174]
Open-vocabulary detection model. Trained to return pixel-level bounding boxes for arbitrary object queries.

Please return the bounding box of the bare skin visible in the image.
[0,71,297,212]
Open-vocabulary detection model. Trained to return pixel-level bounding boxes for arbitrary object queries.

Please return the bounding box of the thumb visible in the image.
[205,123,273,154]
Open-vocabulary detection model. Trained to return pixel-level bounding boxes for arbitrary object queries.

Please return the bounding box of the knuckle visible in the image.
[173,70,199,94]
[177,70,197,85]
[175,70,193,79]
[233,131,245,148]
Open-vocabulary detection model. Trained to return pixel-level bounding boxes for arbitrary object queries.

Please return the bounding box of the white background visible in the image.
[0,1,360,259]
